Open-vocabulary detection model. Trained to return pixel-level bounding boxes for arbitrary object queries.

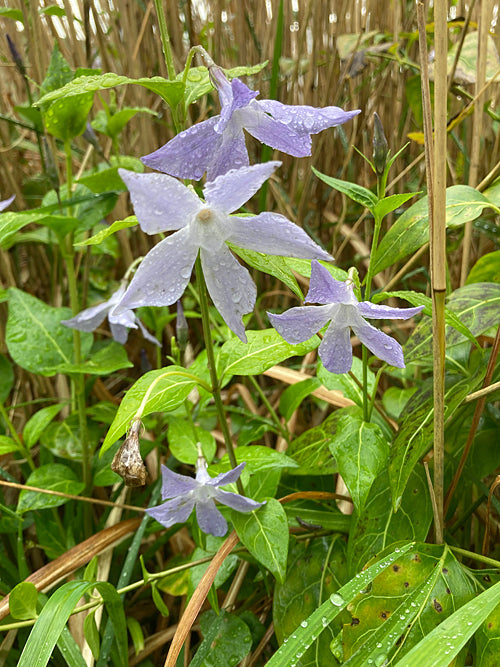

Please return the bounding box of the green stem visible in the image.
[366,365,384,423]
[62,143,91,521]
[195,256,243,493]
[450,546,500,570]
[0,403,35,471]
[153,0,180,134]
[248,375,289,441]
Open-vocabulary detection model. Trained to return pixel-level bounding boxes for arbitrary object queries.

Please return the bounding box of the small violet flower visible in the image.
[0,195,15,212]
[142,66,360,181]
[62,283,160,346]
[146,456,264,537]
[268,261,424,374]
[118,162,332,341]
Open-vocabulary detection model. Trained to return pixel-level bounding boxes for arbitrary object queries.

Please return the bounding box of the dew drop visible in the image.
[300,620,308,628]
[330,593,345,606]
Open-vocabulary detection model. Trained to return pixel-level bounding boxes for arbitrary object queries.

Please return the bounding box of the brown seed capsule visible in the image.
[111,419,147,487]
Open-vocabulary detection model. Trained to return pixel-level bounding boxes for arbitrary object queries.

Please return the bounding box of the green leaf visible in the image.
[127,617,145,656]
[381,386,417,420]
[151,582,170,617]
[0,435,19,455]
[54,341,133,375]
[466,250,500,285]
[447,31,500,84]
[347,466,433,576]
[18,463,85,512]
[343,545,475,665]
[279,377,321,422]
[37,72,185,109]
[286,410,347,475]
[0,7,24,21]
[191,610,252,667]
[313,167,378,210]
[373,289,479,351]
[284,257,348,281]
[188,547,239,598]
[232,498,289,583]
[41,412,100,460]
[219,329,319,378]
[76,156,144,194]
[92,106,156,139]
[43,89,94,141]
[389,368,485,510]
[266,542,417,667]
[9,582,39,620]
[101,366,199,454]
[393,581,500,667]
[40,5,66,17]
[230,244,303,299]
[83,611,100,660]
[372,192,419,219]
[328,414,389,514]
[0,210,55,249]
[0,354,14,403]
[23,403,65,449]
[166,416,216,465]
[75,215,137,246]
[373,186,498,274]
[210,445,298,476]
[274,536,348,666]
[475,603,500,666]
[405,283,500,364]
[6,288,93,376]
[18,580,127,667]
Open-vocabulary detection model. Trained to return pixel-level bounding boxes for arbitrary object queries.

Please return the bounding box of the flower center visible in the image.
[197,208,213,223]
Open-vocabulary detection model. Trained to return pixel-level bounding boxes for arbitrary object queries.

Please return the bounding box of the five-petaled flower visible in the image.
[142,66,360,181]
[118,162,332,341]
[268,260,424,374]
[62,283,160,346]
[146,456,263,537]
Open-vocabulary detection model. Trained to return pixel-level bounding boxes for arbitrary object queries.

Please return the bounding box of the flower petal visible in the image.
[160,464,198,499]
[146,495,195,528]
[195,498,228,537]
[61,301,111,333]
[119,170,201,234]
[206,127,250,181]
[352,316,406,368]
[136,318,161,346]
[216,78,259,133]
[204,162,281,213]
[201,245,256,342]
[140,117,223,181]
[109,322,130,344]
[120,228,198,309]
[205,462,247,487]
[258,99,361,135]
[319,321,353,374]
[0,194,15,212]
[241,106,312,156]
[268,304,332,344]
[215,488,264,513]
[357,301,424,320]
[306,260,353,304]
[227,213,332,260]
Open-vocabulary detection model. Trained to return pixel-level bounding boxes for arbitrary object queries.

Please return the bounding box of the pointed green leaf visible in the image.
[219,329,319,378]
[466,250,500,285]
[373,186,499,274]
[18,464,85,512]
[230,244,303,299]
[313,167,378,210]
[23,403,65,449]
[0,354,14,403]
[9,582,39,620]
[232,498,289,583]
[54,341,133,375]
[372,192,420,219]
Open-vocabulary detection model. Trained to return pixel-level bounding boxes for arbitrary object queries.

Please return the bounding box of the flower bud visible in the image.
[176,300,189,352]
[6,34,25,76]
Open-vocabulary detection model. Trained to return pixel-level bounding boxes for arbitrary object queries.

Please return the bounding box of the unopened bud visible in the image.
[6,34,25,76]
[373,112,389,176]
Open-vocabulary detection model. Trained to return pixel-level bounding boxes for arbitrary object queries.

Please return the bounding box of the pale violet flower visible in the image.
[118,162,332,341]
[268,261,424,374]
[146,458,263,537]
[142,67,360,181]
[0,195,15,211]
[62,283,160,346]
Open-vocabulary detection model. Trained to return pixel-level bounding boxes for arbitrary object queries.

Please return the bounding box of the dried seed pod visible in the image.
[111,419,147,487]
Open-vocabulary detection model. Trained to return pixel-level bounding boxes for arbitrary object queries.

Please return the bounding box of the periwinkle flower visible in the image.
[142,66,360,181]
[0,195,15,212]
[62,283,160,346]
[118,162,332,341]
[146,457,263,537]
[268,261,424,374]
